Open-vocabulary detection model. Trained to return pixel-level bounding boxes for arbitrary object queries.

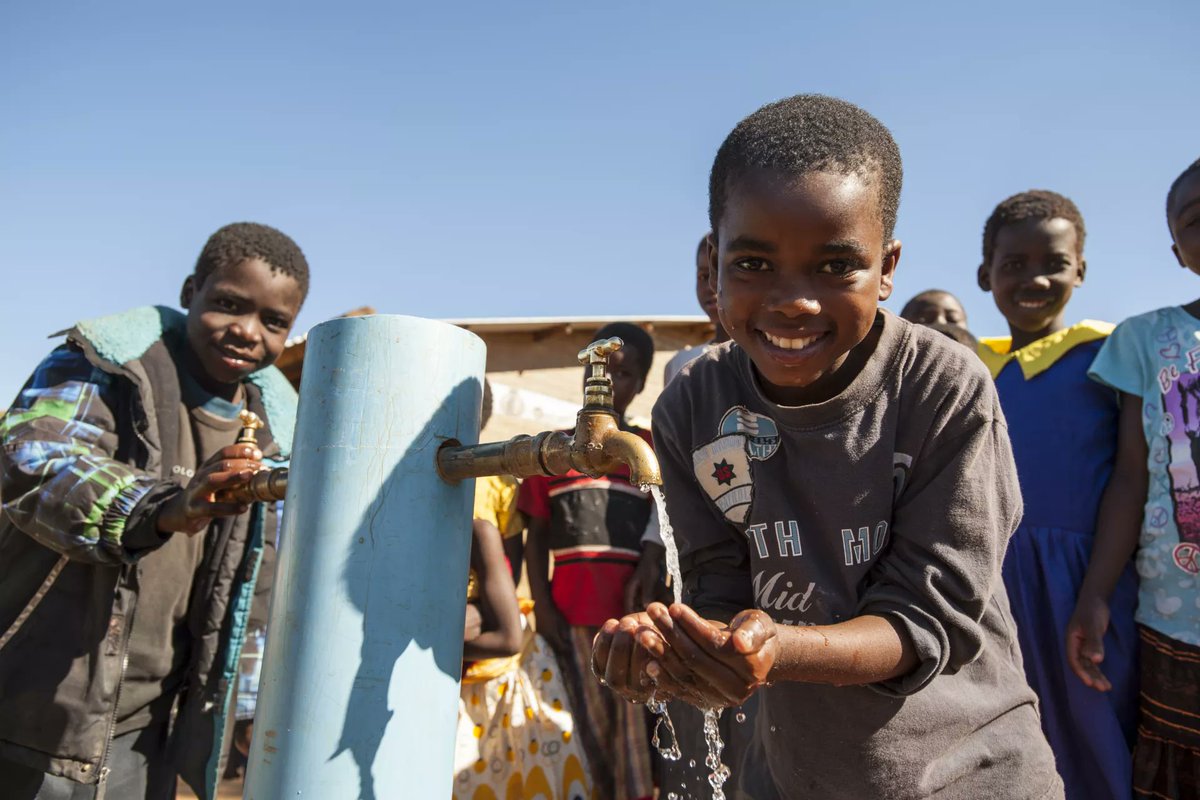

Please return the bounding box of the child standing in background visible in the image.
[1069,158,1200,800]
[454,379,592,800]
[899,288,970,330]
[520,322,656,800]
[977,190,1138,800]
[663,235,730,386]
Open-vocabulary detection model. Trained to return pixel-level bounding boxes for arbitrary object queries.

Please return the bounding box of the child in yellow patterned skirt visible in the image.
[452,382,592,800]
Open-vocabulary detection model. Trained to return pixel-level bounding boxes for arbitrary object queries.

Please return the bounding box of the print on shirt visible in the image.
[692,433,754,523]
[893,452,913,501]
[719,406,781,461]
[1164,371,1200,549]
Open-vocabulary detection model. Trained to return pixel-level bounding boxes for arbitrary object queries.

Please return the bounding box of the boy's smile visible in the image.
[978,217,1084,350]
[711,170,899,406]
[181,257,303,396]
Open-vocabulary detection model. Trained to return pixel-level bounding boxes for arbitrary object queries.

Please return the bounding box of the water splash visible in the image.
[642,484,729,798]
[648,693,681,761]
[642,484,683,763]
[647,485,683,605]
[704,707,731,799]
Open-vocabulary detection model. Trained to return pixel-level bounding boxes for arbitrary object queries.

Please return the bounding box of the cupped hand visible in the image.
[637,603,778,708]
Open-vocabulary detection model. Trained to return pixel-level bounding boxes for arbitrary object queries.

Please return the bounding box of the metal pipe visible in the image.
[224,466,288,504]
[435,430,571,482]
[434,336,662,487]
[599,429,661,487]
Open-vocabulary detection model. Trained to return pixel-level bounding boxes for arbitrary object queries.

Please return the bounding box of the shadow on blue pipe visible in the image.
[329,378,480,800]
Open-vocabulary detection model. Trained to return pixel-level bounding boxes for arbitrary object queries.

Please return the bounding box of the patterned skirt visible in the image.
[1134,625,1200,799]
[453,613,593,800]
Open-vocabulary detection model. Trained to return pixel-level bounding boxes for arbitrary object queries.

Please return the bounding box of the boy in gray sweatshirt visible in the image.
[592,95,1062,799]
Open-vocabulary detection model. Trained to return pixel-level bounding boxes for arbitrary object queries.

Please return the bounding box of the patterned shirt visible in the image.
[1090,305,1200,645]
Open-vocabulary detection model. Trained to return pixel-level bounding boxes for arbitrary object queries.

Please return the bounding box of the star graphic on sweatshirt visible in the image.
[712,459,736,486]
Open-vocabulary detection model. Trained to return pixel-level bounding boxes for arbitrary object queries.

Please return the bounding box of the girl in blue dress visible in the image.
[977,190,1138,800]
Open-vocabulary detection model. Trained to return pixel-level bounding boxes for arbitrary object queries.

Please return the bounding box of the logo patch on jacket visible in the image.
[719,406,780,461]
[693,434,754,523]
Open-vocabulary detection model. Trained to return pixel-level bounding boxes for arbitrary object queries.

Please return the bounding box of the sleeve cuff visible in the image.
[864,604,950,697]
[118,482,184,555]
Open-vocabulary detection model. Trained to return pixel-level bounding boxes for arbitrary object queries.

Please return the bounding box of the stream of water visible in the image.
[645,485,729,800]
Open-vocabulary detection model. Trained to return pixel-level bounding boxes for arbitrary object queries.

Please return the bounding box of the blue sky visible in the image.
[2,1,1198,404]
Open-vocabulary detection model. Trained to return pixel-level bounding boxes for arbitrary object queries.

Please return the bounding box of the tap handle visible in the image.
[577,337,624,375]
[236,410,265,447]
[578,337,623,409]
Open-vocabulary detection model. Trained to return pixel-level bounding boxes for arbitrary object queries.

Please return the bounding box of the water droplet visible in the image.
[688,759,696,768]
[647,696,681,761]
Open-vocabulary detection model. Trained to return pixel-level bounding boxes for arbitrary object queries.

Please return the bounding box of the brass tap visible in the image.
[218,410,290,503]
[436,336,662,487]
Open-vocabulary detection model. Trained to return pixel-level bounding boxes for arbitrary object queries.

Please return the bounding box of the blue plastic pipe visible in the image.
[245,315,485,800]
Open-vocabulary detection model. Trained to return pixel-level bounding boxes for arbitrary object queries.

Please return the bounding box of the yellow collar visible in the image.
[978,320,1114,379]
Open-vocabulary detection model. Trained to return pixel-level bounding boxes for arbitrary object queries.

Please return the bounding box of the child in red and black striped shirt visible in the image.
[520,322,657,800]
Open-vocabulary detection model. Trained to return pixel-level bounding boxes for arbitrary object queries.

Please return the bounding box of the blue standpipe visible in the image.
[244,315,486,800]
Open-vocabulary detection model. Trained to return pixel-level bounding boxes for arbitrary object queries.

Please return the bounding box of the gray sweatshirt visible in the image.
[651,311,1062,800]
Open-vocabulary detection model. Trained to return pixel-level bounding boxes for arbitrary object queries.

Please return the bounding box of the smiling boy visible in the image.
[0,223,306,800]
[592,95,1061,798]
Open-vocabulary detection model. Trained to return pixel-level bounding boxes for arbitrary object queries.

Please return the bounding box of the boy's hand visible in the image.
[590,611,664,704]
[640,603,777,708]
[1066,593,1112,692]
[592,603,777,708]
[533,602,573,655]
[156,444,262,535]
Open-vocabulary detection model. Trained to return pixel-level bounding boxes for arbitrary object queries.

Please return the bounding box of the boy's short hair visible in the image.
[900,289,959,320]
[981,190,1086,266]
[194,222,310,300]
[1167,157,1200,229]
[708,94,904,240]
[592,322,654,382]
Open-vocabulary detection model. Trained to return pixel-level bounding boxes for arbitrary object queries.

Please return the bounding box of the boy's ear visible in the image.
[180,275,196,309]
[1075,258,1087,286]
[1174,243,1187,269]
[707,234,720,296]
[976,263,991,292]
[877,240,901,301]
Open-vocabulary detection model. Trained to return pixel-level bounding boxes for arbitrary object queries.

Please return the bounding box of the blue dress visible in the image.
[983,324,1139,800]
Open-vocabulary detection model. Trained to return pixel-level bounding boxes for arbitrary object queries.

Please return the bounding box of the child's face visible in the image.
[710,170,899,405]
[1171,171,1200,274]
[602,348,644,416]
[181,257,303,389]
[902,293,966,327]
[977,217,1084,339]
